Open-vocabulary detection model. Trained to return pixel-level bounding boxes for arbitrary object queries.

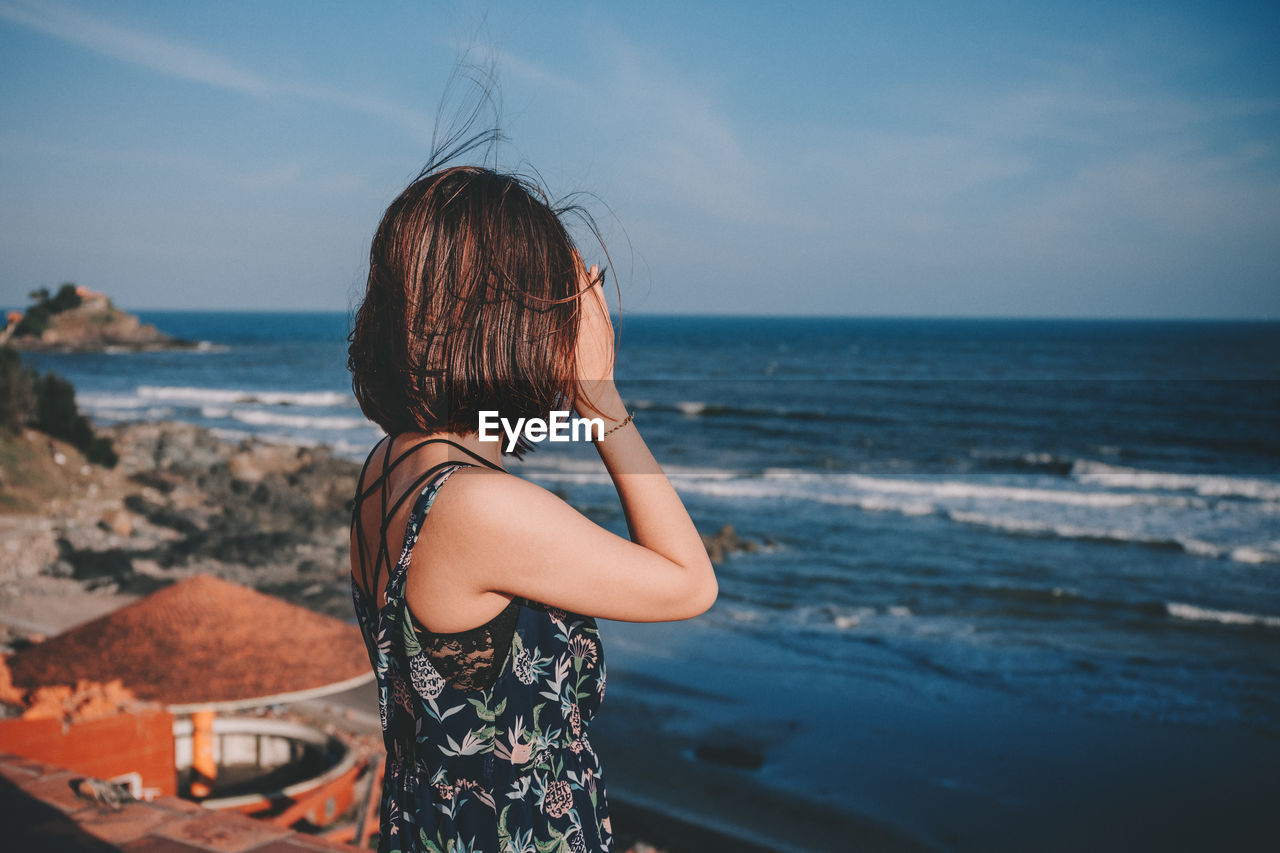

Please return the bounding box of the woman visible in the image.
[347,163,717,853]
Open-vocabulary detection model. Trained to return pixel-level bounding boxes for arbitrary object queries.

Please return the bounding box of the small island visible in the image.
[2,283,193,352]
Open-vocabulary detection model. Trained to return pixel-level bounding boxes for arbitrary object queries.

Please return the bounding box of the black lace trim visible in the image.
[414,598,521,692]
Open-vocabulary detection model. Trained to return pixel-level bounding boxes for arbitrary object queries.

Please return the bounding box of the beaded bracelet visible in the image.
[597,410,635,441]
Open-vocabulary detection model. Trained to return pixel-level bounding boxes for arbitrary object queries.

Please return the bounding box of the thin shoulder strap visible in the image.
[384,462,475,607]
[352,436,503,599]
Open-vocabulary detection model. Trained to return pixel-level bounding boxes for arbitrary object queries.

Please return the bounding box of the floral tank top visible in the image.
[351,462,614,853]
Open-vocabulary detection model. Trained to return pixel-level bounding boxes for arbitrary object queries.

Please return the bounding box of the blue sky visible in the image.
[1,1,1277,317]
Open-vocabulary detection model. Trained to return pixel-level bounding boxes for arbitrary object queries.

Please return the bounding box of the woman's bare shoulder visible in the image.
[425,464,716,622]
[429,465,570,529]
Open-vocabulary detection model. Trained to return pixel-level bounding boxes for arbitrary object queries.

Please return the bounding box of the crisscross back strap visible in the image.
[351,437,502,604]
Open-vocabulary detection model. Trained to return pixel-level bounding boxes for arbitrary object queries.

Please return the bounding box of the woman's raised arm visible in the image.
[409,258,717,623]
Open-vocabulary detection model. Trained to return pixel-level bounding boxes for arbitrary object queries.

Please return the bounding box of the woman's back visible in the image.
[347,160,715,850]
[351,445,613,853]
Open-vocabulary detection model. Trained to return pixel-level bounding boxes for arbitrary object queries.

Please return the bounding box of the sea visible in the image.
[21,312,1280,848]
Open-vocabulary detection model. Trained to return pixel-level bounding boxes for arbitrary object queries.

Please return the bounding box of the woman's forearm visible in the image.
[587,384,711,573]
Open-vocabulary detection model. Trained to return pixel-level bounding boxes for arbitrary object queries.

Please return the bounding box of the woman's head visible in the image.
[348,165,596,455]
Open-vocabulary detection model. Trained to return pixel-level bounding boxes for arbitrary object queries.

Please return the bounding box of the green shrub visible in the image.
[0,346,34,433]
[31,369,118,468]
[48,283,82,314]
[12,283,83,338]
[13,303,51,338]
[85,435,119,467]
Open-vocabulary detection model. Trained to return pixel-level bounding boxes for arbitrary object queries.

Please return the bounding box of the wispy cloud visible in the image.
[578,33,796,229]
[0,0,432,138]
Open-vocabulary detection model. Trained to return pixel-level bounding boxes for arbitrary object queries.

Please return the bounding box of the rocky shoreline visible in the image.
[1,420,764,633]
[2,422,359,624]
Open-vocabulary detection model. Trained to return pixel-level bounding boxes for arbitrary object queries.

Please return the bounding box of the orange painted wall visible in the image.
[0,709,176,796]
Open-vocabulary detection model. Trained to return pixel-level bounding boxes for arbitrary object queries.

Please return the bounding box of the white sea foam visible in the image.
[517,455,739,482]
[1177,537,1224,559]
[944,511,1244,559]
[79,386,354,411]
[516,459,1275,564]
[1166,602,1280,629]
[76,392,148,411]
[675,401,707,416]
[84,405,176,422]
[1229,546,1280,565]
[761,469,1194,509]
[136,385,352,408]
[230,410,368,431]
[1073,460,1280,502]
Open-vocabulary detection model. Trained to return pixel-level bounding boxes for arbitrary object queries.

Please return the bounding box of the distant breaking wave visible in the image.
[80,385,353,410]
[226,409,368,431]
[515,457,1280,566]
[1072,460,1280,502]
[1165,602,1280,629]
[137,385,352,408]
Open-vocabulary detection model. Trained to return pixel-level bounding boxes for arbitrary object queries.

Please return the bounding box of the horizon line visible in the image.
[3,304,1275,323]
[128,308,1277,322]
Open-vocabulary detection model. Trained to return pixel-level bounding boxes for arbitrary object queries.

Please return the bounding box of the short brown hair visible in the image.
[348,165,595,456]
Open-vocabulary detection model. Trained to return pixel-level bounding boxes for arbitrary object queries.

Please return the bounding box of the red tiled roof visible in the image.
[5,576,371,710]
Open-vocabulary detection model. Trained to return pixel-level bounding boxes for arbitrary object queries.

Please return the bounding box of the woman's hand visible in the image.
[573,252,622,421]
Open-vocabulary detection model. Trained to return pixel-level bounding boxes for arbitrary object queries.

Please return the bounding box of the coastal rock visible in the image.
[0,518,58,583]
[700,524,764,564]
[3,288,193,353]
[111,421,229,476]
[103,508,134,538]
[227,443,309,483]
[1,419,362,613]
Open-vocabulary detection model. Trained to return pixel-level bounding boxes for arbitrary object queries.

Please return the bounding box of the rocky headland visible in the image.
[3,284,193,352]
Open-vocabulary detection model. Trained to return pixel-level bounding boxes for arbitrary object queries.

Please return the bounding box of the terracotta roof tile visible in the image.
[5,576,370,709]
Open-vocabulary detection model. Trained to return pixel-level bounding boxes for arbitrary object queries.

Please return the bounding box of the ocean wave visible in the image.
[513,458,1275,563]
[1228,546,1280,564]
[1165,602,1280,629]
[229,409,369,431]
[515,455,740,482]
[791,603,916,632]
[676,401,707,416]
[1072,460,1280,502]
[137,385,352,408]
[84,405,176,422]
[78,386,354,410]
[942,510,1271,562]
[633,398,845,423]
[758,469,1194,509]
[971,451,1078,476]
